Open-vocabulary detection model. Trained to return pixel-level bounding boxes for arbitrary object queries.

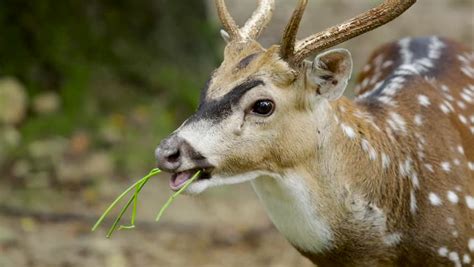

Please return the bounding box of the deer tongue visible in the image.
[170,170,195,190]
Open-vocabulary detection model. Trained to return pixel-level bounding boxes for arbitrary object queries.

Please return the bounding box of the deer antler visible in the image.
[215,0,275,41]
[281,0,416,66]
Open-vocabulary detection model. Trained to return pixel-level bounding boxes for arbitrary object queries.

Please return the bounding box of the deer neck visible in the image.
[251,96,413,254]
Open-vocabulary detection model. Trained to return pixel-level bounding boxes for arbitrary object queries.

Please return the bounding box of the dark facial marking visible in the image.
[199,70,216,103]
[235,53,259,71]
[192,79,265,122]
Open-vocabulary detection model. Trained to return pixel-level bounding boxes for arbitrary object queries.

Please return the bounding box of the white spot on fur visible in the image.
[457,145,464,155]
[399,159,412,177]
[362,64,371,73]
[414,114,423,126]
[340,123,356,140]
[361,78,370,89]
[466,196,474,210]
[384,76,405,96]
[361,139,377,160]
[438,246,448,257]
[399,38,413,64]
[378,96,398,107]
[446,217,455,225]
[469,238,474,252]
[387,112,407,134]
[429,192,442,206]
[410,190,417,214]
[440,84,450,92]
[417,95,431,107]
[444,93,454,102]
[463,254,471,264]
[469,162,474,171]
[459,114,468,125]
[428,37,445,59]
[452,230,458,238]
[448,251,461,267]
[441,162,451,172]
[447,191,459,204]
[381,153,390,170]
[460,92,473,103]
[424,163,434,173]
[457,101,466,109]
[382,60,393,69]
[383,232,401,246]
[411,173,419,189]
[354,110,381,132]
[439,103,450,114]
[458,52,474,79]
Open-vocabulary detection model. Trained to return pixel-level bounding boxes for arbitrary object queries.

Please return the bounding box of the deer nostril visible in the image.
[166,149,180,163]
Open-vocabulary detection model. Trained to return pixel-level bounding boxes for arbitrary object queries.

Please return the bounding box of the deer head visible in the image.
[155,0,415,194]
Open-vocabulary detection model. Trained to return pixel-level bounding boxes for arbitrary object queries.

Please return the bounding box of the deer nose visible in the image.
[155,135,183,172]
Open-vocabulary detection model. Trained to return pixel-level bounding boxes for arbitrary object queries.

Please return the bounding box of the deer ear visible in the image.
[220,29,231,43]
[306,48,353,101]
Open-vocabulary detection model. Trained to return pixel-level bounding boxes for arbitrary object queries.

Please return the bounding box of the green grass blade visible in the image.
[130,179,142,225]
[106,176,150,238]
[155,171,200,222]
[107,190,136,237]
[91,168,161,232]
[117,175,151,231]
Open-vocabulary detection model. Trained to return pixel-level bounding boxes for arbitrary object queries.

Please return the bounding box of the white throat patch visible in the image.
[251,172,333,253]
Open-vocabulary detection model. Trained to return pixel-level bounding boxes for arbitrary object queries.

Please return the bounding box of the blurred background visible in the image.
[0,0,472,266]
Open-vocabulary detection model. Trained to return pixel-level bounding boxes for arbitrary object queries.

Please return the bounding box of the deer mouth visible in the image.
[169,168,213,191]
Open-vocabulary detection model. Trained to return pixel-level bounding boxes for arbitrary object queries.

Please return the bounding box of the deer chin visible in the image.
[177,170,277,195]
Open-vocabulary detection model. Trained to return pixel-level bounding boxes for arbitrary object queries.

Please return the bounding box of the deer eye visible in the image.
[251,100,275,116]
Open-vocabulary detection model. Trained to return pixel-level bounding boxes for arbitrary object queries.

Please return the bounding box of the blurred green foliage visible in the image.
[0,0,221,174]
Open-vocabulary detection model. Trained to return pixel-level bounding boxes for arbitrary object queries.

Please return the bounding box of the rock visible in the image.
[0,126,21,148]
[83,152,114,178]
[69,131,91,156]
[28,137,68,160]
[24,171,50,188]
[0,77,27,125]
[0,127,21,166]
[56,151,114,184]
[32,92,60,114]
[56,159,84,184]
[99,123,123,144]
[12,160,31,178]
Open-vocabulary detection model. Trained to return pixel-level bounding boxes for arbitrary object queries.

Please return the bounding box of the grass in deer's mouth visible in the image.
[91,168,200,238]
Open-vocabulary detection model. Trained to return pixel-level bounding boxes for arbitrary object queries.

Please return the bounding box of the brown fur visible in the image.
[158,2,472,265]
[296,38,474,266]
[164,36,473,266]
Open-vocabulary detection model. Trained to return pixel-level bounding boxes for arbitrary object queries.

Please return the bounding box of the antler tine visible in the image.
[280,0,308,63]
[291,0,416,64]
[215,0,241,39]
[241,0,275,40]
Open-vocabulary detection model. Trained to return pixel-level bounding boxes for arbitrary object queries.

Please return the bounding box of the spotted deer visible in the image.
[155,0,474,265]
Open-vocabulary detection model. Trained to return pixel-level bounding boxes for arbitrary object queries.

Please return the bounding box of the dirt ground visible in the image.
[0,175,313,267]
[1,1,473,267]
